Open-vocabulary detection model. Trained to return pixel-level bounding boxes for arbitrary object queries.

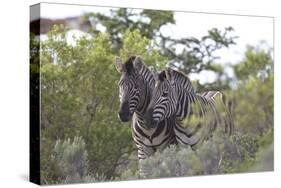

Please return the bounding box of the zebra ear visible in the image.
[114,56,125,73]
[133,56,144,73]
[166,68,175,85]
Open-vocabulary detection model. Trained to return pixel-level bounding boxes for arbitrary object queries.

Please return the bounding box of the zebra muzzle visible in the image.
[118,101,132,122]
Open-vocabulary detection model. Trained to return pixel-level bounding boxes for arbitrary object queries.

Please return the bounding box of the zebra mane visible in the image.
[167,68,195,92]
[123,55,137,75]
[168,68,190,79]
[140,62,155,88]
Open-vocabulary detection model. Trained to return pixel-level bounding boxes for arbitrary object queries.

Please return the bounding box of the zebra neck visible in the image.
[136,83,151,114]
[176,87,196,120]
[136,67,155,114]
[138,65,155,89]
[134,111,146,127]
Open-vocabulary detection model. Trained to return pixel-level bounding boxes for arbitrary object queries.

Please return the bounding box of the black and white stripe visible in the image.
[115,56,177,165]
[145,68,234,149]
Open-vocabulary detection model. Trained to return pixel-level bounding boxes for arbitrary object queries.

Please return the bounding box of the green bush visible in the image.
[38,24,166,183]
[52,136,88,183]
[136,132,263,179]
[30,9,273,183]
[42,136,107,184]
[231,46,273,136]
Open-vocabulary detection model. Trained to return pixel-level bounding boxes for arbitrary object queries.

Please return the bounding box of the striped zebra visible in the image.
[144,68,234,149]
[114,56,177,174]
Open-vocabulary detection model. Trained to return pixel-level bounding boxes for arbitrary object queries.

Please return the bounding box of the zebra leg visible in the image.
[137,148,155,178]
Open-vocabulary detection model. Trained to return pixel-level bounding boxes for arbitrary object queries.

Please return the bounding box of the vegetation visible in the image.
[30,8,273,184]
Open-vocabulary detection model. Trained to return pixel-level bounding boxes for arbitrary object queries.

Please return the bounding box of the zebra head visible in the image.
[144,69,178,128]
[115,56,147,122]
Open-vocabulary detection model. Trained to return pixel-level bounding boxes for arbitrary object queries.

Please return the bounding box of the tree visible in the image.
[85,8,175,51]
[37,23,168,183]
[234,45,273,81]
[31,8,273,184]
[86,8,237,90]
[39,25,135,182]
[231,46,273,136]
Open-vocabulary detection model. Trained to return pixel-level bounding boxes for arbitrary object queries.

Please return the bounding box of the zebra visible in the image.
[144,68,234,149]
[114,56,177,175]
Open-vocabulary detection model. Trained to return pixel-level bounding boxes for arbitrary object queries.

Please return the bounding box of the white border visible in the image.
[0,0,279,188]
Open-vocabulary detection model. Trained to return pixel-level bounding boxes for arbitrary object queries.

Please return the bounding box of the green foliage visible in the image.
[135,132,263,179]
[86,9,237,89]
[39,25,136,183]
[32,8,273,184]
[120,29,167,69]
[231,46,273,136]
[52,137,89,183]
[234,46,273,81]
[38,22,168,183]
[167,27,237,75]
[85,8,175,49]
[121,44,274,180]
[41,136,107,184]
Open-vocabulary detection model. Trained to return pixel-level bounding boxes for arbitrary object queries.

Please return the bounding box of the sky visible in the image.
[36,3,274,83]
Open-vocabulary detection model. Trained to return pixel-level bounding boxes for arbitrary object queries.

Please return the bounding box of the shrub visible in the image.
[138,132,260,179]
[42,136,106,184]
[52,136,88,183]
